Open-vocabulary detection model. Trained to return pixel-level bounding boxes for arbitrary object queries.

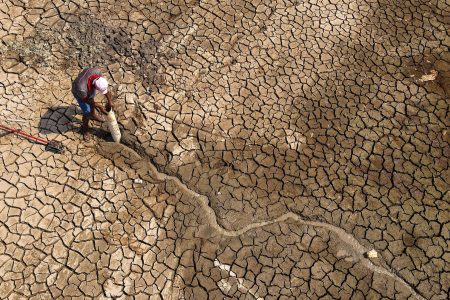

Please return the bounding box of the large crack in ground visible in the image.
[97,141,427,300]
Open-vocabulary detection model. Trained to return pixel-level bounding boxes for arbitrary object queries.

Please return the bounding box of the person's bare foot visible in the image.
[83,131,92,142]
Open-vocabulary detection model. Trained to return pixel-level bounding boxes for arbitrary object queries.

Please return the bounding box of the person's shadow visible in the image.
[39,105,111,140]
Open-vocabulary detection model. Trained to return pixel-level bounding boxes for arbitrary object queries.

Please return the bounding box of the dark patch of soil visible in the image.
[1,10,169,92]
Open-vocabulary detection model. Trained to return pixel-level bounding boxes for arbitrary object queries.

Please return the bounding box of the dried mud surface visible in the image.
[0,0,449,299]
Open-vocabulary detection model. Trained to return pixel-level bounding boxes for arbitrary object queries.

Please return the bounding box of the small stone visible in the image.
[418,70,437,82]
[366,249,378,258]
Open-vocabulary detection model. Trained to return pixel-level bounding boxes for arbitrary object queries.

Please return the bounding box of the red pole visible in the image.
[0,124,48,145]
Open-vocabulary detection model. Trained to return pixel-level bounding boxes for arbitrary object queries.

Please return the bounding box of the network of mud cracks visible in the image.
[0,0,449,299]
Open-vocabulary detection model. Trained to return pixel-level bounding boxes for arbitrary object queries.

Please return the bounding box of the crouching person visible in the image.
[72,67,114,141]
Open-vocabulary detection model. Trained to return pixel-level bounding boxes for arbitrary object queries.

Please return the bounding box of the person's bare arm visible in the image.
[105,91,114,111]
[83,96,107,114]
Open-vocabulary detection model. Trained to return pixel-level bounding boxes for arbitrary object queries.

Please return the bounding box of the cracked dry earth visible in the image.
[0,0,449,299]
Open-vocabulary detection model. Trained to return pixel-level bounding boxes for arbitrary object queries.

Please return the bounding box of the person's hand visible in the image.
[95,104,108,115]
[106,101,115,112]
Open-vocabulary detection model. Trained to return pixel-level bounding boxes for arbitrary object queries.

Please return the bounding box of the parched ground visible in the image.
[0,0,449,299]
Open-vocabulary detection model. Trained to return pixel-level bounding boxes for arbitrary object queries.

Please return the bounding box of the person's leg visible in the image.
[81,113,91,141]
[75,96,93,141]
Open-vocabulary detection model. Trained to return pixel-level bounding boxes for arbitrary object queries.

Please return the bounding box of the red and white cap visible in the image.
[94,77,108,95]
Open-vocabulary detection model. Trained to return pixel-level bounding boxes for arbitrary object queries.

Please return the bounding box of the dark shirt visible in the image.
[72,67,102,100]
